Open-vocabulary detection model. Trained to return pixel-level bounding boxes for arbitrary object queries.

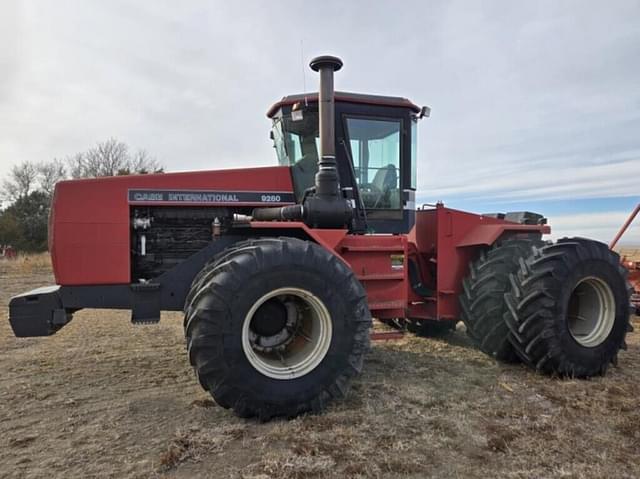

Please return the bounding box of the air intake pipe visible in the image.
[252,55,353,228]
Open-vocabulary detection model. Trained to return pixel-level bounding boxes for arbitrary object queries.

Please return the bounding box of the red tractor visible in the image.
[9,56,633,420]
[1,245,17,259]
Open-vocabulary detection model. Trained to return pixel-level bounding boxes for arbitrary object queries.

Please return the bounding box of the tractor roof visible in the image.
[266,91,421,118]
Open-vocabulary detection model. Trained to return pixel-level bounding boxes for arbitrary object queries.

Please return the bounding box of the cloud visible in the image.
[1,0,639,216]
[425,157,640,202]
[547,210,640,245]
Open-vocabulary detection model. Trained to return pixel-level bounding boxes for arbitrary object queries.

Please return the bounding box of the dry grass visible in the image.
[0,263,639,478]
[0,252,51,275]
[617,246,640,262]
[158,426,241,471]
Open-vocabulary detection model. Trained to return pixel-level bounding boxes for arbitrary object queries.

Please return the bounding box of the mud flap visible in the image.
[9,286,72,337]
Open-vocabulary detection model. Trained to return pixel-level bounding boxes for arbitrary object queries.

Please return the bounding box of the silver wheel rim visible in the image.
[241,287,332,380]
[567,276,616,347]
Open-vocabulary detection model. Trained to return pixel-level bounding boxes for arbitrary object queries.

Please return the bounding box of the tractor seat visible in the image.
[361,164,398,209]
[372,164,397,192]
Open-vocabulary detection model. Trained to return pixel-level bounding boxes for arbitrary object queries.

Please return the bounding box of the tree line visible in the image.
[0,138,163,253]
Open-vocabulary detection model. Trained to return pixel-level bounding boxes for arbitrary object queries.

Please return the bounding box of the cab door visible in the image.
[335,103,415,234]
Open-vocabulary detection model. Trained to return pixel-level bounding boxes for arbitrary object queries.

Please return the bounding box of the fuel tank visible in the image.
[49,166,294,285]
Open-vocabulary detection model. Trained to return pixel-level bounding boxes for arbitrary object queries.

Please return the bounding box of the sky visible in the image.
[1,0,639,243]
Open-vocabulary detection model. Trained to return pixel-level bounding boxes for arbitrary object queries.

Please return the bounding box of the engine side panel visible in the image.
[50,166,294,285]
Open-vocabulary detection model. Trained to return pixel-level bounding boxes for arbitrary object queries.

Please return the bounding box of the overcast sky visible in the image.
[1,0,639,242]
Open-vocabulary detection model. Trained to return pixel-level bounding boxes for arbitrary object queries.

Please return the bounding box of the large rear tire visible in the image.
[504,238,632,377]
[184,237,371,419]
[460,237,543,361]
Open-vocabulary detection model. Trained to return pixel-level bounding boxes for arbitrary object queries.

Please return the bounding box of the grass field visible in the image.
[1,257,639,478]
[618,247,640,263]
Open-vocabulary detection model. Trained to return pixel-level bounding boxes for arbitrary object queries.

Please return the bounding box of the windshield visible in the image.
[272,111,320,200]
[345,116,402,210]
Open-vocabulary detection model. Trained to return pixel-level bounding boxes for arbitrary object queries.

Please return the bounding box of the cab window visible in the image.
[271,112,320,200]
[345,117,401,210]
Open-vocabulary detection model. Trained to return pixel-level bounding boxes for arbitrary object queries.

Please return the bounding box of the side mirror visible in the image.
[419,106,431,119]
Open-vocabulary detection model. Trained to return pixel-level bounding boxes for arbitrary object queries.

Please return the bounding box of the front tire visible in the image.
[184,237,371,419]
[504,238,632,377]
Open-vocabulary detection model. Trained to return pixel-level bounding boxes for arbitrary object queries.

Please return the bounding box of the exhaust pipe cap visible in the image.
[310,55,343,72]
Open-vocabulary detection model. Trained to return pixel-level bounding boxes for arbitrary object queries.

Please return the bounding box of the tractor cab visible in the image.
[267,92,429,234]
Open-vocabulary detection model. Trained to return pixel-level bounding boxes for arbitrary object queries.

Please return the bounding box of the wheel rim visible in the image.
[567,276,616,347]
[242,287,332,380]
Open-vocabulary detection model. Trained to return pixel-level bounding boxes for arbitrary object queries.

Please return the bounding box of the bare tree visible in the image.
[130,149,162,174]
[2,161,38,201]
[37,159,67,197]
[82,138,130,177]
[67,152,87,179]
[66,139,163,178]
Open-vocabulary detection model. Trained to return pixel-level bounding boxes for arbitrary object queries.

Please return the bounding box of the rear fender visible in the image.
[457,223,550,247]
[411,205,550,320]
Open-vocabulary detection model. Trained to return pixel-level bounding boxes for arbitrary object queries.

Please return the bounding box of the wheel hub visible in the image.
[251,298,288,336]
[242,288,332,380]
[567,276,616,348]
[249,298,299,353]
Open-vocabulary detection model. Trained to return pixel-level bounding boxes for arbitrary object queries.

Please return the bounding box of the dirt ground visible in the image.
[1,258,639,479]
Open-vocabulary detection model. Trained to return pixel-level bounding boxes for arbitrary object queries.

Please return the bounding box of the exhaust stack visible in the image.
[311,55,341,175]
[253,54,353,228]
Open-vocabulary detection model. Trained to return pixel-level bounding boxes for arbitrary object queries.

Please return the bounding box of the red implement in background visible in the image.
[625,260,640,314]
[611,203,640,314]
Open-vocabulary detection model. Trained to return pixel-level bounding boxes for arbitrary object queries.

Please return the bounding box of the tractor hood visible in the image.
[49,166,294,285]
